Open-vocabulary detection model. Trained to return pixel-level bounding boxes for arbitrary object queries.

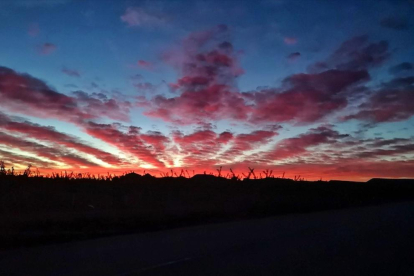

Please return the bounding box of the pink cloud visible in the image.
[39,43,57,55]
[263,125,347,160]
[0,131,97,168]
[144,25,249,124]
[249,69,370,124]
[0,114,122,166]
[82,122,167,168]
[220,130,278,161]
[0,66,131,123]
[137,60,154,71]
[284,37,297,45]
[28,23,40,37]
[344,79,414,122]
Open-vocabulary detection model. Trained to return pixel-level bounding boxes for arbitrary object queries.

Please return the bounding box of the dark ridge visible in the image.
[1,174,413,249]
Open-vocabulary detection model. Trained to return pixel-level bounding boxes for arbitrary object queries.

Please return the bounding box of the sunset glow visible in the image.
[1,0,413,181]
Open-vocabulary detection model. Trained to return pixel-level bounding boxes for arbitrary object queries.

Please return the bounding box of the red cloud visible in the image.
[0,66,131,123]
[172,129,235,167]
[0,114,122,166]
[0,149,53,169]
[249,70,369,124]
[144,32,394,126]
[144,26,249,124]
[0,131,97,168]
[264,126,347,160]
[82,122,167,168]
[220,130,278,161]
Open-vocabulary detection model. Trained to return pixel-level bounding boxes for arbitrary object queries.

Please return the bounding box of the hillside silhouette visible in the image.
[1,166,414,249]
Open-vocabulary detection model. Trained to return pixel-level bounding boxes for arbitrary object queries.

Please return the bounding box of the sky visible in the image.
[0,0,413,181]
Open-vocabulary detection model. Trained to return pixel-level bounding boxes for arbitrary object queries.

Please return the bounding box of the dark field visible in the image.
[1,173,414,249]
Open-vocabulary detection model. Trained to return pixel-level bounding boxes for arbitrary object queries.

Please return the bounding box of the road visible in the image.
[1,202,413,276]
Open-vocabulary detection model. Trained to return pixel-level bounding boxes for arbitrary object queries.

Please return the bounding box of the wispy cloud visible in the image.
[121,7,166,28]
[38,43,57,55]
[62,67,81,77]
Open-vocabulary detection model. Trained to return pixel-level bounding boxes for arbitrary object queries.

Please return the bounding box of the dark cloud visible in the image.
[39,43,57,55]
[287,52,301,61]
[344,75,414,122]
[309,36,390,72]
[389,62,413,75]
[380,16,409,30]
[62,67,81,77]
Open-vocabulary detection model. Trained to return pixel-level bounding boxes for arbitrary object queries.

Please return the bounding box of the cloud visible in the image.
[62,67,81,77]
[284,37,297,45]
[121,7,165,28]
[309,35,390,72]
[287,52,301,61]
[0,66,88,122]
[143,33,396,126]
[172,129,235,167]
[0,131,97,168]
[82,122,167,168]
[144,25,249,124]
[0,113,122,166]
[72,91,132,122]
[28,23,39,37]
[380,16,409,30]
[38,43,57,55]
[263,125,348,160]
[0,66,131,123]
[389,62,413,75]
[0,0,71,8]
[137,60,154,71]
[344,76,414,122]
[248,69,369,124]
[220,130,278,161]
[0,149,53,169]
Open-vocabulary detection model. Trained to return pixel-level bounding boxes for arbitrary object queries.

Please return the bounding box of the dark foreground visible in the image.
[1,175,414,248]
[1,201,413,276]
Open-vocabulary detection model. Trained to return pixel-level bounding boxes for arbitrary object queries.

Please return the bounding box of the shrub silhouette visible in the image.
[0,162,413,248]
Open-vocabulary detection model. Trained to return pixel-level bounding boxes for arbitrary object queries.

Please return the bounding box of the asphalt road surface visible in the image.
[1,202,413,276]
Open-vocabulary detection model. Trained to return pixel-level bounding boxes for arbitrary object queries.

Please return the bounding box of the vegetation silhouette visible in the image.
[1,162,413,249]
